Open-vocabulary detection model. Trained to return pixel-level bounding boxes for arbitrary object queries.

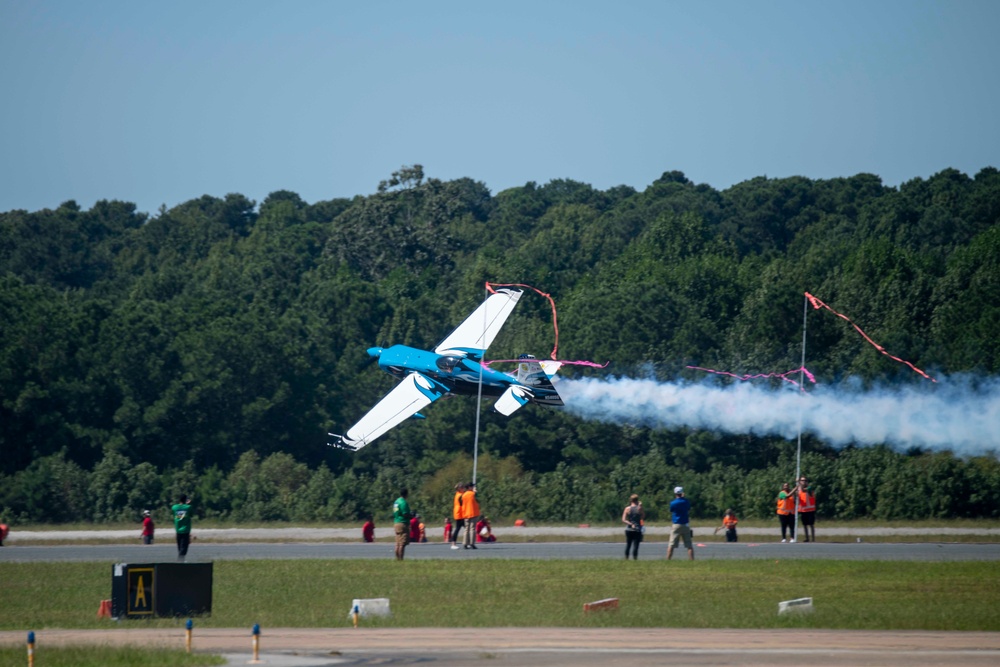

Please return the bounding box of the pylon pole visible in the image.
[794,293,808,542]
[472,285,487,485]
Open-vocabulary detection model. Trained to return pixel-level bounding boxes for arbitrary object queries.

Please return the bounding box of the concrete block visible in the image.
[583,597,619,613]
[348,598,391,618]
[778,597,813,615]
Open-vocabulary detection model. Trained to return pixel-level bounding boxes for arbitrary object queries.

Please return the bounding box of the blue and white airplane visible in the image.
[329,287,563,451]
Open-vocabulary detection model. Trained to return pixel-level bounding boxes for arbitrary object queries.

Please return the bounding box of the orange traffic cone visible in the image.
[97,599,112,618]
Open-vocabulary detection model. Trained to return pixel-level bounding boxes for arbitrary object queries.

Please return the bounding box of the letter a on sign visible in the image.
[129,568,154,615]
[135,575,147,608]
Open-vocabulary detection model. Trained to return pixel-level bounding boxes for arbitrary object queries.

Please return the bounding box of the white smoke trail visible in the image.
[558,375,1000,455]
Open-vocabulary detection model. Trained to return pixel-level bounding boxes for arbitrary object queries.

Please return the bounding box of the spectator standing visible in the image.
[362,515,375,543]
[461,482,481,549]
[449,483,465,550]
[141,510,155,545]
[666,486,694,561]
[622,493,645,560]
[171,494,193,561]
[444,517,452,542]
[393,489,412,561]
[777,482,796,542]
[797,477,817,542]
[0,523,9,546]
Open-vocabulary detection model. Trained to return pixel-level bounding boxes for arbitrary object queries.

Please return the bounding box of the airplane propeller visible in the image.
[358,344,385,371]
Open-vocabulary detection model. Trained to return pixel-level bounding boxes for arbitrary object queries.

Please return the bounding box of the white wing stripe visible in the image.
[343,373,446,450]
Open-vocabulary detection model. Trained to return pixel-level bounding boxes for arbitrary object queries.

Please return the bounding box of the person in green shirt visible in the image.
[171,494,193,561]
[393,489,412,561]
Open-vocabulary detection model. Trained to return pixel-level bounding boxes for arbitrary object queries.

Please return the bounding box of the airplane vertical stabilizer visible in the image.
[514,354,564,407]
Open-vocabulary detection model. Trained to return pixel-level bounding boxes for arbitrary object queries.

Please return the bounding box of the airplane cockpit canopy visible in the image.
[435,356,462,372]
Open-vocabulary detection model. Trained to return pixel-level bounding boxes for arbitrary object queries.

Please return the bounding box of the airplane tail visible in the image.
[495,354,564,416]
[516,355,562,399]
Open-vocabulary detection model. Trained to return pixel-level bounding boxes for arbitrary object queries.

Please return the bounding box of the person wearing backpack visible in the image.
[622,494,645,560]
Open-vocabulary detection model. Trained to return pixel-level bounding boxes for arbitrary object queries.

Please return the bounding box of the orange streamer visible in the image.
[486,282,560,361]
[805,292,936,382]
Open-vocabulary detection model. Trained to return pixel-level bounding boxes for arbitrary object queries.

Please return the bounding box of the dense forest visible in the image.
[2,165,999,526]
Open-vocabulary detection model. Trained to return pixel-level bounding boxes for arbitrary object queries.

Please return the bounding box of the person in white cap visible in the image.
[667,486,694,560]
[141,509,155,545]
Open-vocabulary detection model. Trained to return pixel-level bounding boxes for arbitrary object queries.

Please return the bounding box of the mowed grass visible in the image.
[0,646,225,667]
[2,559,999,632]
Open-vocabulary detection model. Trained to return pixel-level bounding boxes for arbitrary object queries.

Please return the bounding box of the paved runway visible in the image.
[3,538,999,563]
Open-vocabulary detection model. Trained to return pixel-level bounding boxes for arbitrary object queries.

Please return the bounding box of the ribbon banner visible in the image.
[805,292,936,383]
[484,281,609,369]
[686,365,816,388]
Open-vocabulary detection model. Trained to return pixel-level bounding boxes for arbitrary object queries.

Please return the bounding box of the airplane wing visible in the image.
[434,288,522,360]
[332,372,449,451]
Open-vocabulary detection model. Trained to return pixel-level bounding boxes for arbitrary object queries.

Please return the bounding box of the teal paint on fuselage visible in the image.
[376,345,513,397]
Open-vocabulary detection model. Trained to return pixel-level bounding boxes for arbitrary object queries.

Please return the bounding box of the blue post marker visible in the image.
[185,619,193,653]
[353,604,360,628]
[27,631,35,667]
[250,624,261,664]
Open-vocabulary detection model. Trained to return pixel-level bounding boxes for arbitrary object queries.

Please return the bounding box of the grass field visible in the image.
[2,559,999,632]
[0,646,226,667]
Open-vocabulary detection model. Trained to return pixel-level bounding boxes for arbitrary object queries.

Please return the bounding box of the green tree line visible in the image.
[1,165,998,524]
[3,446,998,526]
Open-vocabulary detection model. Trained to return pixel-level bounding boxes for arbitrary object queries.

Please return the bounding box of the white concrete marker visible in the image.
[347,598,391,619]
[778,597,813,615]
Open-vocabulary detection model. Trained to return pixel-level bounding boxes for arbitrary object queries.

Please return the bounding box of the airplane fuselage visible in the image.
[373,345,513,398]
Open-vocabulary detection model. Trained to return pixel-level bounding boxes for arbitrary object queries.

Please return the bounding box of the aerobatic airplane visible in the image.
[328,287,563,451]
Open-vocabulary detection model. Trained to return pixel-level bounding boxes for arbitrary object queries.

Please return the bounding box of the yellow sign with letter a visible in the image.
[128,567,154,615]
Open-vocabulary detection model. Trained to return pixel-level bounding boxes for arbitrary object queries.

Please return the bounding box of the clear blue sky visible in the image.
[2,0,998,215]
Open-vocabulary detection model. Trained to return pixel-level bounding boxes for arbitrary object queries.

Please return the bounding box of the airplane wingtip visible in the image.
[326,434,358,452]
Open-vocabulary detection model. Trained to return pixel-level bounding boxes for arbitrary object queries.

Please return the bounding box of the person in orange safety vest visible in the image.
[461,482,481,549]
[797,477,817,542]
[449,483,465,549]
[776,482,796,542]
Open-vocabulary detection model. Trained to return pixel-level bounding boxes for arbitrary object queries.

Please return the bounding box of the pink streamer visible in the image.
[805,292,936,383]
[485,280,609,369]
[484,359,610,369]
[687,366,816,388]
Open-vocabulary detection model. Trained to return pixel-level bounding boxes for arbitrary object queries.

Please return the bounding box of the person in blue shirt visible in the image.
[667,486,694,561]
